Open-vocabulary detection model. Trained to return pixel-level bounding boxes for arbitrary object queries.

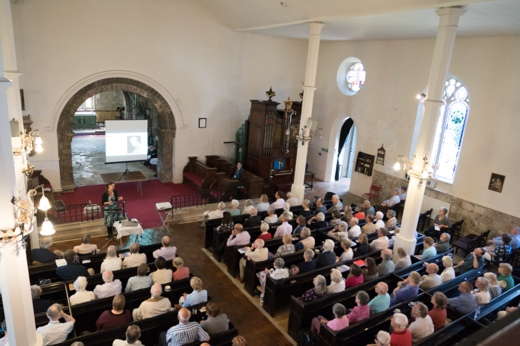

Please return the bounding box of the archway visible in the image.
[329,117,357,182]
[57,77,176,190]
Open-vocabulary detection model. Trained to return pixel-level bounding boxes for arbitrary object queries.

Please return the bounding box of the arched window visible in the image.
[431,77,470,183]
[337,57,366,96]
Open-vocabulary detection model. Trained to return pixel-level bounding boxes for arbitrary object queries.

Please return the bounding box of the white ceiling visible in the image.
[200,0,520,40]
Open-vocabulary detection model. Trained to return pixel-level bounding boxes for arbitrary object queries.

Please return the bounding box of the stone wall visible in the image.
[369,169,520,237]
[94,90,124,110]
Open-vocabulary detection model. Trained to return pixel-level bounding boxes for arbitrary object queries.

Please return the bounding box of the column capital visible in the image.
[436,6,466,25]
[308,22,324,36]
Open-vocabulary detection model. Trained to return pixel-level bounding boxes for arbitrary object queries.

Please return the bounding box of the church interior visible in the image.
[0,0,519,345]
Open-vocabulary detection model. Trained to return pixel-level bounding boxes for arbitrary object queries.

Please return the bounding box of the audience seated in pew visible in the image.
[257,221,272,242]
[368,282,391,314]
[263,207,279,224]
[239,239,268,280]
[255,194,270,213]
[70,276,96,305]
[269,191,285,210]
[330,210,348,229]
[132,283,172,320]
[381,188,402,208]
[293,248,317,275]
[327,222,348,242]
[346,290,371,324]
[227,199,241,217]
[165,308,209,346]
[345,264,365,288]
[361,199,376,217]
[472,276,491,305]
[73,234,99,255]
[180,277,207,308]
[276,234,296,256]
[283,202,294,220]
[455,248,485,274]
[366,330,391,346]
[122,243,147,269]
[242,199,255,216]
[243,207,261,228]
[295,228,316,251]
[56,250,89,282]
[274,213,293,238]
[389,312,412,346]
[440,256,455,282]
[428,291,448,331]
[313,198,327,215]
[363,214,378,235]
[150,257,173,285]
[327,268,346,294]
[492,234,513,264]
[36,303,76,346]
[377,249,395,276]
[364,257,379,281]
[327,194,344,213]
[301,275,328,302]
[435,232,451,253]
[497,301,520,319]
[312,303,349,333]
[172,257,190,281]
[497,262,514,290]
[371,228,390,251]
[94,271,122,299]
[31,237,59,264]
[153,236,177,261]
[447,281,478,315]
[113,324,143,346]
[200,302,230,335]
[226,224,251,247]
[315,239,336,268]
[337,239,353,262]
[395,248,412,271]
[418,237,437,260]
[32,284,51,313]
[483,272,502,299]
[374,211,385,230]
[300,199,313,219]
[356,233,371,257]
[419,263,442,290]
[292,215,307,237]
[307,212,327,229]
[203,201,226,220]
[347,217,361,239]
[101,246,123,273]
[408,301,434,343]
[391,271,421,306]
[385,210,398,231]
[258,257,290,301]
[96,294,132,331]
[286,192,301,207]
[125,263,153,293]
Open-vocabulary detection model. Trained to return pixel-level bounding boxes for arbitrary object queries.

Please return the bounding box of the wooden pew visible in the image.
[183,156,218,197]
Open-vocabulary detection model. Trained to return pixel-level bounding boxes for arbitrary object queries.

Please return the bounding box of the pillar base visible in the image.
[290,183,306,202]
[393,233,417,256]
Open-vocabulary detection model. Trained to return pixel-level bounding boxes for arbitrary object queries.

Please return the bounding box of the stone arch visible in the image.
[57,77,176,190]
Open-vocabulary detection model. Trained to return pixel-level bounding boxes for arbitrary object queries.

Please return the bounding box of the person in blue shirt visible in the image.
[232,162,243,180]
[391,271,421,306]
[420,237,437,260]
[368,282,391,314]
[448,281,478,315]
[494,234,513,264]
[181,277,208,308]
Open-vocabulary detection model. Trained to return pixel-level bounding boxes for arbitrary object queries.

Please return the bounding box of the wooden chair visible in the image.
[453,228,489,258]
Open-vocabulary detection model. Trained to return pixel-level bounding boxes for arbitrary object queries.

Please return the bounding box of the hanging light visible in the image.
[392,161,402,172]
[40,218,56,236]
[38,194,51,212]
[34,135,44,153]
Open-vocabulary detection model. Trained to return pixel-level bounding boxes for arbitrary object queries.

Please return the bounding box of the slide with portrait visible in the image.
[105,120,148,163]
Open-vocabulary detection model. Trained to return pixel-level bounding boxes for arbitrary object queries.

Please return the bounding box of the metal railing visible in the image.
[170,191,222,210]
[50,201,126,224]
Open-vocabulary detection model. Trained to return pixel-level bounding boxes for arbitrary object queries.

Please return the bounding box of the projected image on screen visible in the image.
[105,120,148,163]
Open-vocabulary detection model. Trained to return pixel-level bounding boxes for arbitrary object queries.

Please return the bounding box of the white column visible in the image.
[394,6,465,255]
[0,39,42,346]
[291,22,324,201]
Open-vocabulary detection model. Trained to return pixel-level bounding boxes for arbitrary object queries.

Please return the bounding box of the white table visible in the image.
[113,220,144,239]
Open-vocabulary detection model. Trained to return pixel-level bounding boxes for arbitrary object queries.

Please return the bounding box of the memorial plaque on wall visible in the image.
[355,152,375,176]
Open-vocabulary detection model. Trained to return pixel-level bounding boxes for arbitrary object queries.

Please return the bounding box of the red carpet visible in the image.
[56,180,199,228]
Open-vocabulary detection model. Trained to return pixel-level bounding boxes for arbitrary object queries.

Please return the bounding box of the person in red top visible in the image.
[346,291,371,324]
[428,291,448,331]
[96,294,132,330]
[172,257,190,281]
[257,222,273,242]
[345,264,365,288]
[390,312,412,346]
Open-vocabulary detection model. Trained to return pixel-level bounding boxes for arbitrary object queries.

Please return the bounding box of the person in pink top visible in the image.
[226,224,251,247]
[172,257,190,281]
[273,213,293,238]
[153,235,177,261]
[311,303,349,334]
[345,264,365,288]
[347,291,371,324]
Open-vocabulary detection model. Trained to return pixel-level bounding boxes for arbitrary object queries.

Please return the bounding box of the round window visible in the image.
[337,57,366,96]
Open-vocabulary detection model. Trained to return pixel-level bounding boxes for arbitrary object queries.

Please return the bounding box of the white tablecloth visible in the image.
[113,220,144,239]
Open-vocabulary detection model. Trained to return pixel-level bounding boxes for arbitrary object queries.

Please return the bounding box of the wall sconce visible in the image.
[392,155,433,185]
[415,92,427,102]
[11,127,44,156]
[296,118,315,146]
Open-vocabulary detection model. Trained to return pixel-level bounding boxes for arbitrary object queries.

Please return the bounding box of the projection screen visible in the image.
[105,120,148,163]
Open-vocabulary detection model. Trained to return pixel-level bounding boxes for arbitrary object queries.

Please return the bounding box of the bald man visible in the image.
[419,263,442,290]
[166,308,209,346]
[37,303,75,345]
[153,235,177,260]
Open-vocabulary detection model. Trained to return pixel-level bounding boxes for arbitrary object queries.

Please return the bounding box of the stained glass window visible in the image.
[431,77,470,183]
[346,62,366,94]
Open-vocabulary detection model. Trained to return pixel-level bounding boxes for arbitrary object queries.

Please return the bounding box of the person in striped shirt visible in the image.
[166,308,209,346]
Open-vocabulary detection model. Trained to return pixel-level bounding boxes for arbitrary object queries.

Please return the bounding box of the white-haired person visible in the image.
[180,276,208,308]
[125,263,152,293]
[283,201,294,220]
[257,221,273,242]
[243,207,261,228]
[337,239,354,262]
[419,263,442,290]
[263,207,279,224]
[472,277,491,305]
[132,283,172,320]
[239,238,268,281]
[273,212,293,238]
[390,312,412,345]
[94,271,122,299]
[300,274,327,302]
[435,232,451,253]
[308,212,328,229]
[327,268,346,294]
[256,194,270,212]
[367,330,391,346]
[315,239,336,268]
[101,245,122,273]
[327,194,344,213]
[227,199,241,216]
[347,217,361,239]
[242,199,255,215]
[301,199,313,218]
[257,257,289,302]
[484,272,502,299]
[203,201,226,220]
[276,234,296,256]
[440,256,455,282]
[328,221,349,242]
[69,276,96,305]
[270,191,286,210]
[153,235,177,261]
[36,303,75,345]
[381,188,401,208]
[122,243,147,269]
[395,247,412,271]
[295,227,316,251]
[374,211,385,229]
[409,302,434,343]
[385,209,398,230]
[286,192,301,207]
